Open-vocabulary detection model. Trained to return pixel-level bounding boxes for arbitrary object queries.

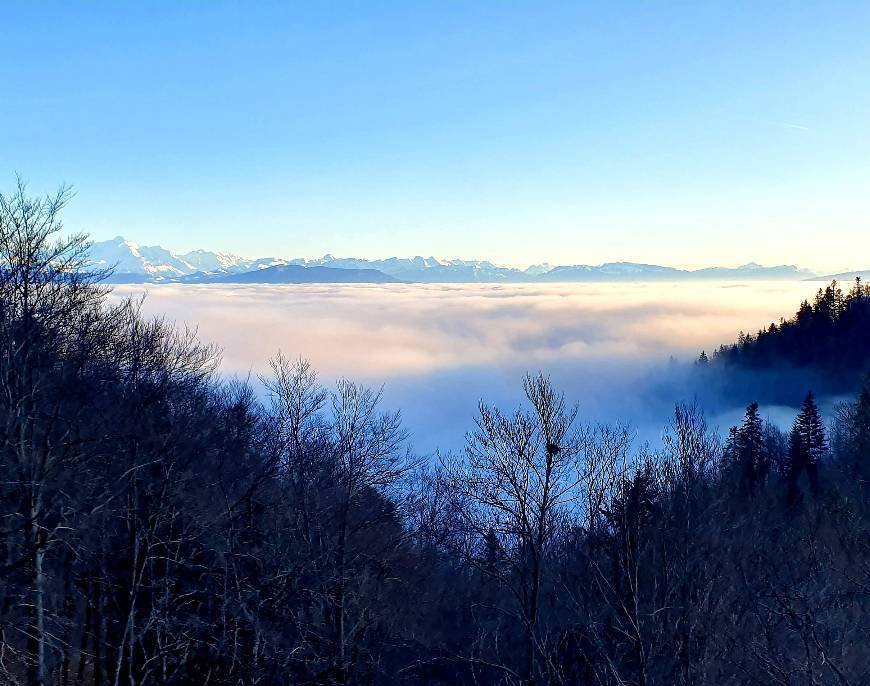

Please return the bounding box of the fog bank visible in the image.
[111,281,833,453]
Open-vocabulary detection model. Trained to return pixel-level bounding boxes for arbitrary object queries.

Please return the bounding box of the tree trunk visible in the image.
[33,544,47,686]
[26,492,47,686]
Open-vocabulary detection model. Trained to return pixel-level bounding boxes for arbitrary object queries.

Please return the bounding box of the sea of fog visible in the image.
[110,281,837,455]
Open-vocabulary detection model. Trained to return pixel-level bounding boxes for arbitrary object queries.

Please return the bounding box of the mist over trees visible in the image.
[696,278,870,401]
[2,183,869,685]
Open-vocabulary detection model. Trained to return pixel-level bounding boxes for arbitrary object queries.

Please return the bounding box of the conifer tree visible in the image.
[735,402,767,492]
[483,527,504,576]
[787,392,827,500]
[724,426,739,464]
[849,276,865,304]
[786,425,804,505]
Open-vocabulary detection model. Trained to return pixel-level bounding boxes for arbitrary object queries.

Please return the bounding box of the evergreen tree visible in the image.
[724,426,739,464]
[786,425,804,505]
[787,392,827,500]
[797,392,827,467]
[700,279,870,393]
[848,276,865,304]
[735,402,767,492]
[483,527,504,576]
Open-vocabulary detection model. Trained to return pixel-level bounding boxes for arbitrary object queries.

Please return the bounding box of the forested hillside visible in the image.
[2,184,869,686]
[698,278,870,391]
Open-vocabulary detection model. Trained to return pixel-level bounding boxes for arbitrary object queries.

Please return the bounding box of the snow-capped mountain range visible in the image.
[89,236,818,284]
[89,237,290,278]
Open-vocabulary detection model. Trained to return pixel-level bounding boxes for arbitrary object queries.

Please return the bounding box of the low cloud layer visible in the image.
[110,281,830,453]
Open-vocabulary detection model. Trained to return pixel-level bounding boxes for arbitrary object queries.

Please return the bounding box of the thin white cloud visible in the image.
[778,122,810,131]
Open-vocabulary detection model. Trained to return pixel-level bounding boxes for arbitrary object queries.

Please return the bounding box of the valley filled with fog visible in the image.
[110,280,834,454]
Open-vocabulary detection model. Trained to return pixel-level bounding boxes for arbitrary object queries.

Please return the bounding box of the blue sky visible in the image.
[3,1,869,271]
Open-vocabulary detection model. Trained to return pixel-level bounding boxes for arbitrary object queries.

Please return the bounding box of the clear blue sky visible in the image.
[3,1,869,271]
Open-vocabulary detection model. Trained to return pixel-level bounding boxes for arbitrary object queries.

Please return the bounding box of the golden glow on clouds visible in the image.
[110,281,825,380]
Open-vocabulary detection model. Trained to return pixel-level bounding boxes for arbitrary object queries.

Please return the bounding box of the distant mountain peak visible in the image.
[524,263,554,276]
[89,236,817,284]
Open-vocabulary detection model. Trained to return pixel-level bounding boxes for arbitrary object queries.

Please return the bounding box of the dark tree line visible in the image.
[698,278,870,387]
[2,182,869,685]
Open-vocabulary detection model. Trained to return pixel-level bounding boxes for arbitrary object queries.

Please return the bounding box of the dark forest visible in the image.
[2,184,869,686]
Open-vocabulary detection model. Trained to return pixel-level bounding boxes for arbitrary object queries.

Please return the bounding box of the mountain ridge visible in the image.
[90,236,818,284]
[807,269,870,283]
